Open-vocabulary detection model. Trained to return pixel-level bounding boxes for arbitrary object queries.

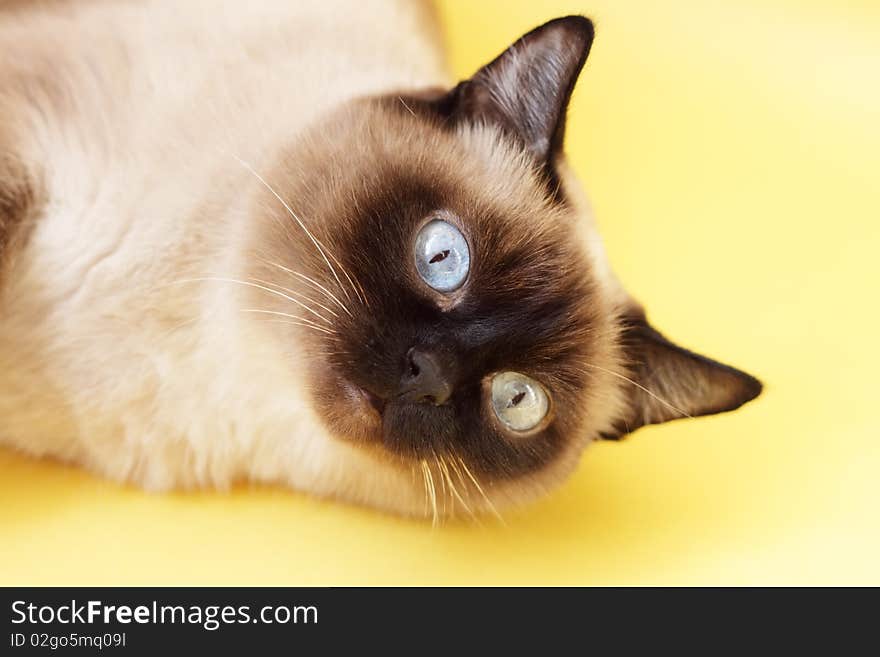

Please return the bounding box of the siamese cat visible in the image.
[0,0,761,520]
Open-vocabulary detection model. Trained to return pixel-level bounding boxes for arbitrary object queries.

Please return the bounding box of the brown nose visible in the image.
[399,347,454,406]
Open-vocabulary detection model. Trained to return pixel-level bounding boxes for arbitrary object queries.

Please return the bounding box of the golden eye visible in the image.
[491,372,550,432]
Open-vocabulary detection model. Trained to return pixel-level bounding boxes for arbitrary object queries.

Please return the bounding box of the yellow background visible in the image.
[2,0,878,585]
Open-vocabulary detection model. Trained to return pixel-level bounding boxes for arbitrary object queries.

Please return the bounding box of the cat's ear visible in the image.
[601,313,763,440]
[444,16,594,163]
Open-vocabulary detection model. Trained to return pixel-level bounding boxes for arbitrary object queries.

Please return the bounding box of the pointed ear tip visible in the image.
[747,374,764,400]
[544,15,595,43]
[732,369,764,406]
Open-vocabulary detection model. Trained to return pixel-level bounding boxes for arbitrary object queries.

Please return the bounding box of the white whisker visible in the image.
[398,96,416,117]
[319,242,368,308]
[421,460,439,527]
[261,260,354,318]
[183,277,332,324]
[431,450,450,519]
[579,363,693,420]
[250,276,340,319]
[444,456,477,522]
[240,308,327,329]
[419,463,430,519]
[232,155,354,304]
[439,454,476,521]
[456,456,504,523]
[248,317,337,337]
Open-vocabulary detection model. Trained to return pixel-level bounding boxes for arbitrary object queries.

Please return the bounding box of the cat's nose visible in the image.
[399,347,454,406]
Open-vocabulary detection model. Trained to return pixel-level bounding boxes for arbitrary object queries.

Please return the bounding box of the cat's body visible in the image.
[0,0,452,510]
[0,1,760,519]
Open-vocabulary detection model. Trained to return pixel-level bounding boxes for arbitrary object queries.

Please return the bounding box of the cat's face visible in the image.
[247,17,761,517]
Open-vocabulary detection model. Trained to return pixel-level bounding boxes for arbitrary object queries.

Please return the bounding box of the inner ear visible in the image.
[444,15,594,163]
[601,312,763,440]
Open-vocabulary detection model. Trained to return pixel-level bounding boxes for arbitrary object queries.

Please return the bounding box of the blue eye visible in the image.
[414,219,470,292]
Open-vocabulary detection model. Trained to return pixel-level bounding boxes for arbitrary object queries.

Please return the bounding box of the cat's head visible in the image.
[246,17,761,518]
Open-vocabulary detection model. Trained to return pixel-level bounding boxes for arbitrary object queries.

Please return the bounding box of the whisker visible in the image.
[181,277,332,324]
[455,456,504,523]
[232,155,354,304]
[261,260,354,318]
[579,363,693,420]
[247,317,337,337]
[420,462,430,519]
[440,455,476,521]
[240,308,327,329]
[319,244,368,308]
[398,96,416,117]
[443,456,477,522]
[422,460,439,527]
[431,449,451,519]
[249,276,340,319]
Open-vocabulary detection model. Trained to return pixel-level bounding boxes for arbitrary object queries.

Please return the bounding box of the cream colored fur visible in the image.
[0,0,627,516]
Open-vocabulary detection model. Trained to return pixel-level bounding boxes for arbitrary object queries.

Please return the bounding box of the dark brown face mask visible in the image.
[249,15,761,486]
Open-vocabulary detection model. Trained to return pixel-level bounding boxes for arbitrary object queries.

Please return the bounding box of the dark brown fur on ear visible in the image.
[601,312,763,440]
[452,15,594,162]
[394,16,593,203]
[405,16,594,166]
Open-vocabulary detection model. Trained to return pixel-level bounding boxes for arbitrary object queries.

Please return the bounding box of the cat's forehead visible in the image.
[292,100,566,232]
